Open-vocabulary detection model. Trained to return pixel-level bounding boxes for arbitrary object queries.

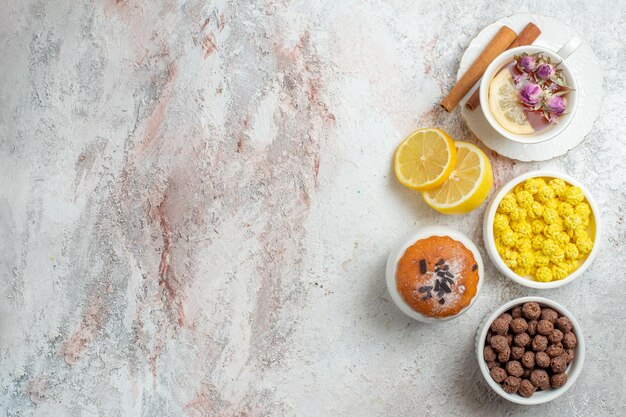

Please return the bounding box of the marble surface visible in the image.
[1,1,625,416]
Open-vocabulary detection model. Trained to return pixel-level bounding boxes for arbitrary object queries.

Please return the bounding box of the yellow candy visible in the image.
[575,202,591,219]
[514,267,530,276]
[557,202,574,217]
[494,213,510,232]
[545,199,558,210]
[542,239,558,256]
[501,229,517,247]
[542,208,559,224]
[531,220,545,235]
[529,201,544,219]
[536,266,553,282]
[573,226,589,242]
[577,238,593,254]
[510,208,527,222]
[565,259,580,271]
[493,177,594,283]
[498,194,517,213]
[563,186,585,205]
[519,252,535,269]
[504,249,519,260]
[564,214,583,230]
[505,258,518,269]
[524,178,543,194]
[531,234,545,249]
[516,237,532,252]
[536,185,555,203]
[551,263,569,280]
[544,223,563,238]
[559,260,577,275]
[512,221,532,237]
[548,178,568,197]
[555,232,570,246]
[534,253,550,268]
[550,247,565,263]
[564,243,579,259]
[554,216,564,228]
[516,190,534,208]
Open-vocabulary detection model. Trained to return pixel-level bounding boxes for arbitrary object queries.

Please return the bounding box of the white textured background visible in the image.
[1,1,625,416]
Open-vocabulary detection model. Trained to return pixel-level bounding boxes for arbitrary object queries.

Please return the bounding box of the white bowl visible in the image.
[475,296,585,405]
[479,45,579,144]
[483,170,601,289]
[386,226,484,323]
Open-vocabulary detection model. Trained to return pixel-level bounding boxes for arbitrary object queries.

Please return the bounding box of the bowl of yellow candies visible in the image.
[483,171,601,289]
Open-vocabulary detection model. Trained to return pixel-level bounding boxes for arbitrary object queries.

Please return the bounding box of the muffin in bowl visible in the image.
[386,226,484,322]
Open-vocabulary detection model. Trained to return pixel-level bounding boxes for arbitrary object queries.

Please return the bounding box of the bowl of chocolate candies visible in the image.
[475,297,585,405]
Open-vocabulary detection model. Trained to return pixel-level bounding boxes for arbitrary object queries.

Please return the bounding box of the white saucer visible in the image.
[459,13,603,162]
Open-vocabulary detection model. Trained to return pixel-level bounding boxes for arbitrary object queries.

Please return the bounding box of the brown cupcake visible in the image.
[396,236,479,318]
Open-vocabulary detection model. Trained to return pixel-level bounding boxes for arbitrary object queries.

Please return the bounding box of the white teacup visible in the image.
[479,37,582,144]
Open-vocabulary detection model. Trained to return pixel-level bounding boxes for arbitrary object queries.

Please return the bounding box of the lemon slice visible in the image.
[422,142,493,214]
[394,128,457,191]
[488,69,534,135]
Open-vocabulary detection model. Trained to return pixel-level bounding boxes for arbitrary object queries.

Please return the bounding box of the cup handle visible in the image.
[556,36,582,60]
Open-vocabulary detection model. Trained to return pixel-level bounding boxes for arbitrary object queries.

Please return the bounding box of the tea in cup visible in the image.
[479,37,582,143]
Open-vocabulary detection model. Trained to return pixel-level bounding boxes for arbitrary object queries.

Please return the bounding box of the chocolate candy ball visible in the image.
[563,331,577,349]
[518,379,536,398]
[555,316,573,333]
[487,360,498,370]
[521,351,535,369]
[548,329,564,343]
[564,349,575,364]
[506,360,524,377]
[486,331,493,345]
[522,302,541,320]
[502,376,521,394]
[527,319,538,336]
[535,351,551,368]
[484,346,497,362]
[514,333,531,347]
[490,367,507,383]
[532,335,548,352]
[530,369,550,390]
[510,318,529,334]
[541,308,559,323]
[537,319,554,336]
[506,333,513,346]
[511,346,525,360]
[546,342,564,358]
[511,305,523,319]
[491,335,509,352]
[490,317,510,336]
[551,355,567,373]
[500,313,513,324]
[551,372,568,388]
[497,346,511,363]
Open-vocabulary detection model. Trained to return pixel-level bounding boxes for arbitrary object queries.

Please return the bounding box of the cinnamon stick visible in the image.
[465,23,542,110]
[440,26,517,112]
